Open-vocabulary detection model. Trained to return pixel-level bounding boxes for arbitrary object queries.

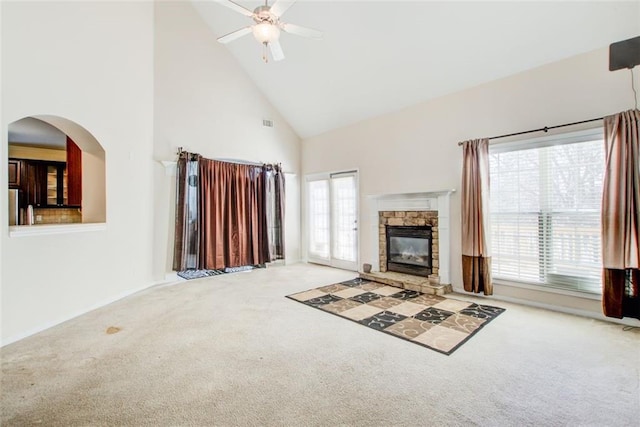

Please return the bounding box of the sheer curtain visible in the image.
[601,109,640,319]
[461,139,493,295]
[264,164,285,261]
[173,152,200,271]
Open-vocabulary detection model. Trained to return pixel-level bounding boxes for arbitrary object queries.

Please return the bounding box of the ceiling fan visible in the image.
[215,0,323,63]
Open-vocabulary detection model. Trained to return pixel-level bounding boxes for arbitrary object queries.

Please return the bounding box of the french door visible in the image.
[307,171,358,271]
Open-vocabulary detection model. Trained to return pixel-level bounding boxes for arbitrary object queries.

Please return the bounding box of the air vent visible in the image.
[262,119,274,128]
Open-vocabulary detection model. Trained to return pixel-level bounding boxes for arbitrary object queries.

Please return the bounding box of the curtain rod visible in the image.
[215,157,263,167]
[177,150,276,167]
[457,116,604,146]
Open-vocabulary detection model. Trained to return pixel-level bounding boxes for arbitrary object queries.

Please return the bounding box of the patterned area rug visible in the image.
[177,269,226,280]
[177,265,258,280]
[287,278,505,355]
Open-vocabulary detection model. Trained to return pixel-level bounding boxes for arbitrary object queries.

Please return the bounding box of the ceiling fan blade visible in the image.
[216,0,254,17]
[270,0,297,17]
[269,40,285,61]
[281,23,323,40]
[217,26,252,44]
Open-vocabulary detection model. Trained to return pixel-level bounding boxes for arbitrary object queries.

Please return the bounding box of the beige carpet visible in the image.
[2,263,639,426]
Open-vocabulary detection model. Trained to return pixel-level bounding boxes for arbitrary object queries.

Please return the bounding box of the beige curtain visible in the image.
[461,138,493,295]
[601,109,640,319]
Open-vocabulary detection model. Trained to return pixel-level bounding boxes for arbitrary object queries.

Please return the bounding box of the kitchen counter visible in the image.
[9,223,106,237]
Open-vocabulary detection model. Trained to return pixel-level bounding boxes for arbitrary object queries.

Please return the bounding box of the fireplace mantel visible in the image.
[366,190,454,285]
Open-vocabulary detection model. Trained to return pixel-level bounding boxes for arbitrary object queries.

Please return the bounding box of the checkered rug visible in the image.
[287,278,505,355]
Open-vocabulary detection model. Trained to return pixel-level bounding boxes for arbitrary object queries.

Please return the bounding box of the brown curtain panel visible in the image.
[601,109,640,319]
[198,159,269,270]
[461,138,493,295]
[172,152,200,271]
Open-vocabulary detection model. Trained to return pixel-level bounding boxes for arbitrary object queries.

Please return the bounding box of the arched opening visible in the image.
[8,115,106,225]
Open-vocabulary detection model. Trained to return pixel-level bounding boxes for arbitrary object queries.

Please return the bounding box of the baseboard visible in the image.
[1,281,157,348]
[452,286,640,327]
[162,271,182,284]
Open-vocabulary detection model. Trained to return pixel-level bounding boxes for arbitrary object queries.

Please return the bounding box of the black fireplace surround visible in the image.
[386,225,432,277]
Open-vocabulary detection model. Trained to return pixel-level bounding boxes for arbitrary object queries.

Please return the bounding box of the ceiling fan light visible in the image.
[252,22,280,44]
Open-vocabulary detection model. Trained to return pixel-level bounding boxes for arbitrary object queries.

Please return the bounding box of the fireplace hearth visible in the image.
[386,225,432,277]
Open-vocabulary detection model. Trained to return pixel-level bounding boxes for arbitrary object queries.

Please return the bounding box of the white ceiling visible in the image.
[197,1,639,139]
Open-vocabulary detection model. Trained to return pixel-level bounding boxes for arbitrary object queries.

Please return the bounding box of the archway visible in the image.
[8,115,106,224]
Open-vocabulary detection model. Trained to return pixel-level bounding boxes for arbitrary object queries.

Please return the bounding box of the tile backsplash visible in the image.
[33,208,82,224]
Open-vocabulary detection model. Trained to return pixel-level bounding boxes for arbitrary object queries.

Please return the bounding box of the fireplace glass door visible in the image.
[307,171,358,271]
[386,225,432,277]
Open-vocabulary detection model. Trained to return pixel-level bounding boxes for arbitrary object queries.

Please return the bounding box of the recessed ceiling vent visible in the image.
[262,119,274,128]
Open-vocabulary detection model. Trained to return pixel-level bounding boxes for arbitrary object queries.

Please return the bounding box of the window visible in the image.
[489,128,604,294]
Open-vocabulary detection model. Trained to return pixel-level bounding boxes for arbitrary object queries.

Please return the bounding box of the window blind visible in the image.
[489,128,604,294]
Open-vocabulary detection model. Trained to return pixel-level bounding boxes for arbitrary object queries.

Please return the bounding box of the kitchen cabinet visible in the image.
[10,145,81,208]
[20,160,78,208]
[22,161,47,207]
[46,162,68,207]
[8,159,21,188]
[66,137,82,206]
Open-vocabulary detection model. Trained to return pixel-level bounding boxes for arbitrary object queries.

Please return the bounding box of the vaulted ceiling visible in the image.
[193,1,640,139]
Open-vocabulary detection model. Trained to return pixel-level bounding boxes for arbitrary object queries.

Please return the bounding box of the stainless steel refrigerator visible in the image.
[9,189,20,225]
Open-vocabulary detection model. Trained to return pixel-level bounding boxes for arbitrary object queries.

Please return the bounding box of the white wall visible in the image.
[0,0,5,341]
[152,1,301,281]
[1,1,155,344]
[302,47,640,318]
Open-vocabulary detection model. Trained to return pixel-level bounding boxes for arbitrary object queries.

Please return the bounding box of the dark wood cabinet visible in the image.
[46,162,67,207]
[9,143,81,208]
[8,159,21,189]
[66,137,82,206]
[19,160,78,208]
[22,161,47,207]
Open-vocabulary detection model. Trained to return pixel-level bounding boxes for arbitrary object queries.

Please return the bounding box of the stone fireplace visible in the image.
[379,211,439,280]
[361,191,453,295]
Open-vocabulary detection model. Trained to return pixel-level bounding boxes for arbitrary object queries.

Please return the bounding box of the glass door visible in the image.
[307,171,358,271]
[308,179,331,263]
